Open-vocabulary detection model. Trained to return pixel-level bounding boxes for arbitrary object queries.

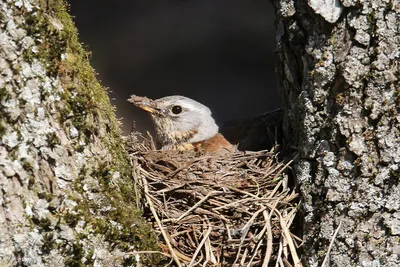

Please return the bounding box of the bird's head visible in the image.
[129,95,219,150]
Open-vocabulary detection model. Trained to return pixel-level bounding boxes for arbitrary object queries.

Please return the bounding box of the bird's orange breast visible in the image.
[193,133,235,154]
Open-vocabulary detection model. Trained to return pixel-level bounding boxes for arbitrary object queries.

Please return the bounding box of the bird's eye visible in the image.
[171,105,183,115]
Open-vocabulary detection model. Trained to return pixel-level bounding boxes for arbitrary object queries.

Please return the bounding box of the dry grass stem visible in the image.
[321,220,342,267]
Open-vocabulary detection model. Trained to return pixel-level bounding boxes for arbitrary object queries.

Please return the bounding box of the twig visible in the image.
[167,157,207,178]
[112,250,171,260]
[247,209,270,266]
[213,197,274,211]
[142,176,182,267]
[278,212,302,267]
[188,226,213,267]
[240,248,249,266]
[204,217,217,265]
[268,180,283,198]
[176,191,221,222]
[233,207,266,264]
[262,210,273,267]
[321,220,342,267]
[273,159,293,181]
[275,239,283,267]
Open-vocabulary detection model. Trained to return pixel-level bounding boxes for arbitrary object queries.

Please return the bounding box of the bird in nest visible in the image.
[128,95,235,153]
[128,95,282,153]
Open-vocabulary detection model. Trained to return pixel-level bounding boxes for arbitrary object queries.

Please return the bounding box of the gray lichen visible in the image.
[0,0,161,266]
[308,0,343,23]
[273,0,400,266]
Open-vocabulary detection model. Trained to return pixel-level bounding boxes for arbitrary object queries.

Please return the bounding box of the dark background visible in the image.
[68,0,279,134]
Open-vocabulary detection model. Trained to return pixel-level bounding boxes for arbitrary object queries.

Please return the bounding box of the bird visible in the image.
[128,95,235,153]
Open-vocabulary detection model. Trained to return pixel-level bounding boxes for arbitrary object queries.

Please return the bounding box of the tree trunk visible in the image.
[272,0,399,266]
[0,1,160,266]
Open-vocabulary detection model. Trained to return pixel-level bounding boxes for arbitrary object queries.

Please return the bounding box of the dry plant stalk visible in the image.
[128,133,302,266]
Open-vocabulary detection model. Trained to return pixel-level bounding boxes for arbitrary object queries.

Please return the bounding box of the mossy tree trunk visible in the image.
[272,0,399,266]
[0,1,160,266]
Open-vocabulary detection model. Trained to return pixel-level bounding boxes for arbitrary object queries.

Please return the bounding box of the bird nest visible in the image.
[128,133,302,266]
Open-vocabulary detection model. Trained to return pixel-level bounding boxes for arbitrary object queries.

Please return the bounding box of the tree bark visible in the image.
[272,0,399,266]
[0,1,160,266]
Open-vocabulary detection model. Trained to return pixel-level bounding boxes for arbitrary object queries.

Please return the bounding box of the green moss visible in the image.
[41,232,55,254]
[22,160,34,172]
[366,12,377,35]
[64,241,93,267]
[63,192,162,265]
[63,211,80,228]
[69,163,163,264]
[37,192,55,203]
[34,217,52,231]
[46,132,60,148]
[0,87,10,101]
[0,121,6,136]
[27,176,35,189]
[363,233,371,242]
[385,1,393,11]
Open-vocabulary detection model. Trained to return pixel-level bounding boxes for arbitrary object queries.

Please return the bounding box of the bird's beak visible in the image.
[137,104,166,116]
[138,105,157,113]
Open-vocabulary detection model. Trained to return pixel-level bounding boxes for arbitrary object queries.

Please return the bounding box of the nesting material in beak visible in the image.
[128,95,163,115]
[128,95,155,112]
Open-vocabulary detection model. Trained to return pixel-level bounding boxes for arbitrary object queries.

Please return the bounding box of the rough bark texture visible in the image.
[0,1,160,266]
[273,0,399,266]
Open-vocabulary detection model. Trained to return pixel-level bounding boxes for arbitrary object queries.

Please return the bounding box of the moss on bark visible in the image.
[0,0,162,265]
